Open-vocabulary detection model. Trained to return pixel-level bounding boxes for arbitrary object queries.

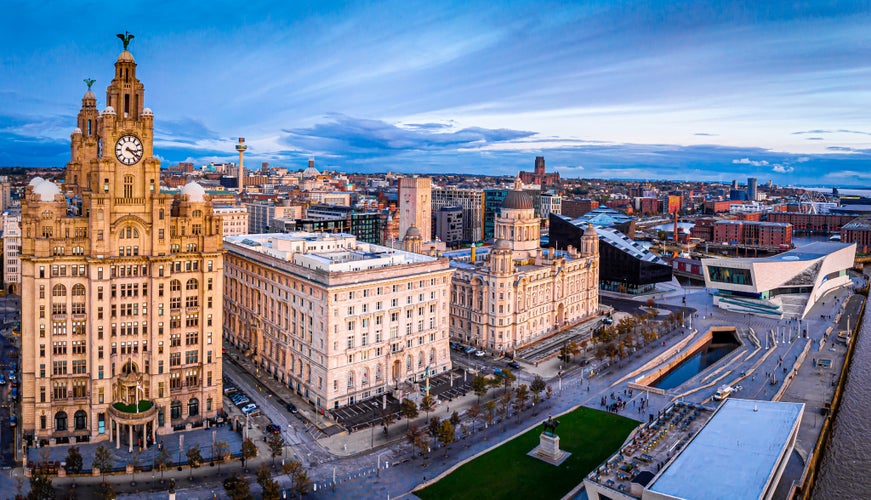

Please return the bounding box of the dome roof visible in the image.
[102,106,116,116]
[180,181,207,202]
[493,239,512,250]
[72,127,82,135]
[502,176,533,210]
[583,224,598,238]
[33,180,61,202]
[83,89,96,100]
[28,176,46,187]
[117,50,135,63]
[142,108,153,116]
[404,226,422,239]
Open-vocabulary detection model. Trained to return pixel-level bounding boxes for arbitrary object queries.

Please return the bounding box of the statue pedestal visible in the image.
[528,432,571,466]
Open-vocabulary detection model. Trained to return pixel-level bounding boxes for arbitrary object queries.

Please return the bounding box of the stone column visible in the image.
[115,421,120,449]
[128,424,133,453]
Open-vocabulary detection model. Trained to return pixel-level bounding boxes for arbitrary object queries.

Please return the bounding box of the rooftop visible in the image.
[647,399,803,500]
[572,207,635,227]
[760,241,854,262]
[224,232,436,273]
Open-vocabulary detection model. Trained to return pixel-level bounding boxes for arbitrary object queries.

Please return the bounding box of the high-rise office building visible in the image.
[20,40,223,449]
[747,177,758,201]
[431,187,484,243]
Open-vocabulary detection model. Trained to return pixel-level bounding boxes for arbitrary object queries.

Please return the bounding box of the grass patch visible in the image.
[416,406,638,500]
[112,400,153,413]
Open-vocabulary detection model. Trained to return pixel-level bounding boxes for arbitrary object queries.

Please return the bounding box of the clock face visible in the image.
[115,135,143,165]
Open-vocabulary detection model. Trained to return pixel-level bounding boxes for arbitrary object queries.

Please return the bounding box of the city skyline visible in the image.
[1,1,870,185]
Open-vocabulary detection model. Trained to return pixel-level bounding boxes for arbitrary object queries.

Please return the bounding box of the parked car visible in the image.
[7,371,15,382]
[286,403,299,414]
[493,367,503,376]
[464,347,476,355]
[475,350,486,357]
[241,403,258,414]
[223,386,238,395]
[9,415,16,427]
[233,397,250,407]
[507,361,521,370]
[10,387,18,400]
[265,424,281,434]
[230,393,247,402]
[0,374,6,385]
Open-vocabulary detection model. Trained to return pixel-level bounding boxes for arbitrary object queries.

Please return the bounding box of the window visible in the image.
[188,398,199,417]
[74,410,87,430]
[123,176,134,198]
[171,400,182,419]
[55,411,68,432]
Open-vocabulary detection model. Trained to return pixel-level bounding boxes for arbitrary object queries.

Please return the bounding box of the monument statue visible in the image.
[542,415,560,437]
[116,31,135,50]
[84,78,96,91]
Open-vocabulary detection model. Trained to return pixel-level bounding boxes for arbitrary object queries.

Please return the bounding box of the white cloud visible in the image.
[772,164,794,173]
[732,158,769,166]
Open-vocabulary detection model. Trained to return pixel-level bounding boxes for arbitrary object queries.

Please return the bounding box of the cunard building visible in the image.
[19,36,223,449]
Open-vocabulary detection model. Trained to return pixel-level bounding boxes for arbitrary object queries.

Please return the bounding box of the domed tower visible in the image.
[490,238,514,276]
[495,176,540,260]
[66,80,102,191]
[403,225,422,254]
[581,224,598,256]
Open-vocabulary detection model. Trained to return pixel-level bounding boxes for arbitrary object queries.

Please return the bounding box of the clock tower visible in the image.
[20,37,224,447]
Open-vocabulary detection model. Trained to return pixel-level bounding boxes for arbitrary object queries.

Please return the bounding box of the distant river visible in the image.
[812,293,871,499]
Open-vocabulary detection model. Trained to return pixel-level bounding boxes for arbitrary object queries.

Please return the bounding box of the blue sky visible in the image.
[1,1,870,185]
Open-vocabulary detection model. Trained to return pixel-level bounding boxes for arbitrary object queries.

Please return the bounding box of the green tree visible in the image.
[266,433,284,467]
[437,419,456,457]
[64,446,83,474]
[400,398,419,429]
[419,394,436,421]
[292,469,312,499]
[471,374,489,403]
[560,340,580,362]
[27,469,54,500]
[153,445,172,483]
[514,384,530,417]
[241,437,258,470]
[257,464,281,500]
[185,444,203,480]
[91,445,113,484]
[224,474,251,500]
[450,410,460,426]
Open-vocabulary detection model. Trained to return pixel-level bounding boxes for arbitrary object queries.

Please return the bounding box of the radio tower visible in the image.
[235,137,247,191]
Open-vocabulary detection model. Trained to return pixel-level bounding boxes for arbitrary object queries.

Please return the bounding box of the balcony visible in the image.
[107,399,158,424]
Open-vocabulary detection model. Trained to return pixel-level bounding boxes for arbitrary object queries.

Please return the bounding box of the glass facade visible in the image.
[707,266,753,285]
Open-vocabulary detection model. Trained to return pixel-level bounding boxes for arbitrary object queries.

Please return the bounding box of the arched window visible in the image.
[361,368,369,385]
[418,352,424,368]
[347,371,355,388]
[188,398,199,417]
[74,410,87,430]
[170,280,181,292]
[123,175,134,198]
[375,364,383,381]
[72,284,86,297]
[405,355,412,372]
[171,400,182,420]
[186,279,198,291]
[429,348,435,363]
[55,411,68,431]
[53,284,66,297]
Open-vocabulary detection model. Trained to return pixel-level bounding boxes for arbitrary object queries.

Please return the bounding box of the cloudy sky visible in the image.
[1,1,870,185]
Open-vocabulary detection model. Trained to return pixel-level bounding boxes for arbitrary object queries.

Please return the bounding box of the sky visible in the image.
[1,0,870,186]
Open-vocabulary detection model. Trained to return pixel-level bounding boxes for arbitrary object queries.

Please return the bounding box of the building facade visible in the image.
[213,205,249,237]
[432,187,484,243]
[246,202,304,234]
[712,220,792,247]
[2,211,21,294]
[436,206,464,245]
[483,189,508,241]
[840,217,871,254]
[518,156,560,187]
[20,43,223,448]
[398,177,432,243]
[449,179,599,353]
[223,233,453,410]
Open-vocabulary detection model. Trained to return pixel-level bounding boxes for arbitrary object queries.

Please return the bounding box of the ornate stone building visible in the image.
[223,232,452,411]
[449,178,599,353]
[19,40,223,449]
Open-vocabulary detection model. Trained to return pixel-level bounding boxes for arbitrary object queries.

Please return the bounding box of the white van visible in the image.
[713,385,733,401]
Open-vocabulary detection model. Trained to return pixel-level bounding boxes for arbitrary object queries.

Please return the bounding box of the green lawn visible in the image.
[416,406,638,500]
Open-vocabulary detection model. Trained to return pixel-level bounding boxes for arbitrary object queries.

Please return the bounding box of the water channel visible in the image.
[652,343,737,391]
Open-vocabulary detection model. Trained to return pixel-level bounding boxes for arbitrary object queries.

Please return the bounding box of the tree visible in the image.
[560,340,580,362]
[257,464,281,500]
[95,481,116,500]
[266,433,284,467]
[400,398,419,429]
[405,422,424,459]
[530,376,546,409]
[501,368,516,394]
[419,394,436,421]
[381,407,396,437]
[186,444,203,480]
[92,445,113,484]
[64,446,83,474]
[292,469,312,499]
[27,469,54,500]
[214,440,230,475]
[282,458,303,490]
[514,384,530,417]
[471,374,489,403]
[498,389,513,427]
[224,474,251,500]
[483,400,496,430]
[467,403,481,433]
[154,445,172,483]
[545,385,553,400]
[450,410,460,426]
[241,437,258,470]
[437,419,456,457]
[428,416,441,440]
